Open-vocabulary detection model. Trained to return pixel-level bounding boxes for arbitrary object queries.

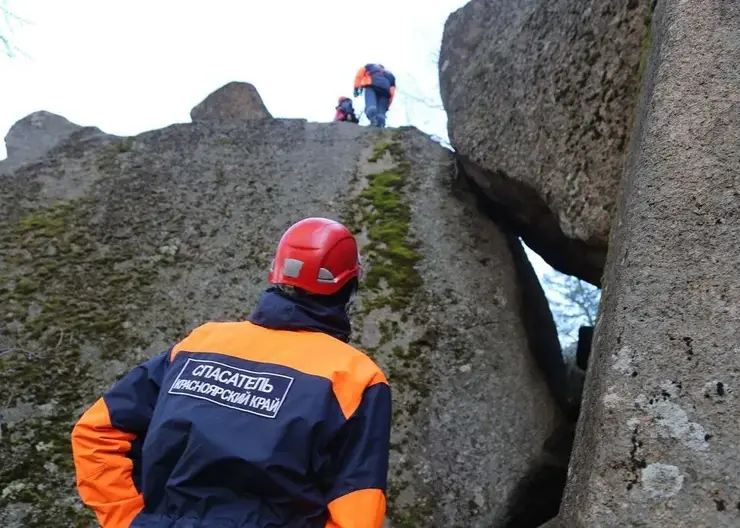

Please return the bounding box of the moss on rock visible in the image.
[342,134,439,526]
[348,139,422,312]
[0,199,167,526]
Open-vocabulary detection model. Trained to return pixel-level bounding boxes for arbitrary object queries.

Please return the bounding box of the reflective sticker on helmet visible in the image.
[317,268,335,282]
[282,258,304,278]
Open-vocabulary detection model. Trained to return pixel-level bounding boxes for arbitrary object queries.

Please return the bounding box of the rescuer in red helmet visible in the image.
[71,217,392,528]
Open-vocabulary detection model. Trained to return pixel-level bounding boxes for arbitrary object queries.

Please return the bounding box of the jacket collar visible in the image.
[247,287,351,342]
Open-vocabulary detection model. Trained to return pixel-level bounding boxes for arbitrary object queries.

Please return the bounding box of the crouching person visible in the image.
[334,96,360,123]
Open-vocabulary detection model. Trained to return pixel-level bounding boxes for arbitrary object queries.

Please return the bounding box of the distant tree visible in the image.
[542,271,601,352]
[394,48,451,147]
[1,0,25,57]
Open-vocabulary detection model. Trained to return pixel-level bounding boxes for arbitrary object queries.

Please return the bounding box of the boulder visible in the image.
[557,1,740,526]
[0,113,566,526]
[439,0,653,285]
[190,81,272,122]
[0,111,107,175]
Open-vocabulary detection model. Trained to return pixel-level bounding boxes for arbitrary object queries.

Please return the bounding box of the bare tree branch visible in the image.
[0,0,29,58]
[542,271,601,347]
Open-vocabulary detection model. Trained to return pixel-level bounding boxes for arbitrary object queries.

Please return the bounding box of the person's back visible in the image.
[353,64,396,128]
[71,218,392,528]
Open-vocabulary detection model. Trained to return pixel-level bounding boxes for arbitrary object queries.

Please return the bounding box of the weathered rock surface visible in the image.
[439,0,652,285]
[557,1,740,526]
[190,81,272,122]
[0,109,566,526]
[0,111,107,176]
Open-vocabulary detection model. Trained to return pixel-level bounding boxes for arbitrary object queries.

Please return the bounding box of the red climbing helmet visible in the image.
[268,217,362,296]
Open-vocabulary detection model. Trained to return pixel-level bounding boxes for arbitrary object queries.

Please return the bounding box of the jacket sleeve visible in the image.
[388,73,397,106]
[353,66,368,89]
[71,350,171,528]
[325,378,392,528]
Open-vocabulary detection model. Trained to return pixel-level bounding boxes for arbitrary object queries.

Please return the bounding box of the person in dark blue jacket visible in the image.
[71,217,392,528]
[334,96,360,123]
[353,64,396,127]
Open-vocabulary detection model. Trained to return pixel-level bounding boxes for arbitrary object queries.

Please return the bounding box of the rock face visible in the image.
[439,0,652,285]
[190,81,272,122]
[0,108,567,525]
[0,111,107,175]
[556,1,740,526]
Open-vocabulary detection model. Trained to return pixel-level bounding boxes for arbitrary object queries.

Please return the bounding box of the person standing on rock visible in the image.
[70,217,392,528]
[354,63,396,127]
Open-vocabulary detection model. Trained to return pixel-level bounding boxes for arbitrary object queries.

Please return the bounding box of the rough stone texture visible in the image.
[0,111,107,176]
[0,113,566,526]
[190,81,272,122]
[557,1,740,526]
[439,0,652,285]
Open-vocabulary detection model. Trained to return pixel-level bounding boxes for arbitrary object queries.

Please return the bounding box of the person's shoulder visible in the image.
[324,336,388,386]
[174,320,255,347]
[185,320,242,336]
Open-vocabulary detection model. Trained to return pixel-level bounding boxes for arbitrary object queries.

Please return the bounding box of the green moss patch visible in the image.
[95,138,133,171]
[347,139,422,312]
[343,134,436,526]
[0,199,167,526]
[389,498,436,528]
[368,141,404,163]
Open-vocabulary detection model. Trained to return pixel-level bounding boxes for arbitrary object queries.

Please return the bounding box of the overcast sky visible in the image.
[0,0,460,150]
[1,0,557,280]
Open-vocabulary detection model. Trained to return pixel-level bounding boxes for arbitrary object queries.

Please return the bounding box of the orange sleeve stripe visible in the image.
[170,322,388,419]
[325,488,386,528]
[71,398,144,528]
[354,67,368,89]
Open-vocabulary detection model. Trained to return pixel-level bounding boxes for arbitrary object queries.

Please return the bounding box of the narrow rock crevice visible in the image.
[499,423,576,528]
[453,161,585,527]
[456,161,584,421]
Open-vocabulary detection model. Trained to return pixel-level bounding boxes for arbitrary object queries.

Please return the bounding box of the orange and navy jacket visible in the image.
[71,288,392,527]
[354,64,396,106]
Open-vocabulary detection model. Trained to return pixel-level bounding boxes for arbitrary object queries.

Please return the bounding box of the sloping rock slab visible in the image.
[0,119,563,527]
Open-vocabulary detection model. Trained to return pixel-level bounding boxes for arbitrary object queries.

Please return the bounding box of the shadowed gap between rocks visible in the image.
[455,159,582,421]
[452,165,585,527]
[457,156,605,287]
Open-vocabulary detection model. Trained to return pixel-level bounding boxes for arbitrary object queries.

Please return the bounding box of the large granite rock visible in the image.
[439,0,652,285]
[190,81,272,122]
[0,108,567,525]
[0,111,107,176]
[556,1,740,526]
